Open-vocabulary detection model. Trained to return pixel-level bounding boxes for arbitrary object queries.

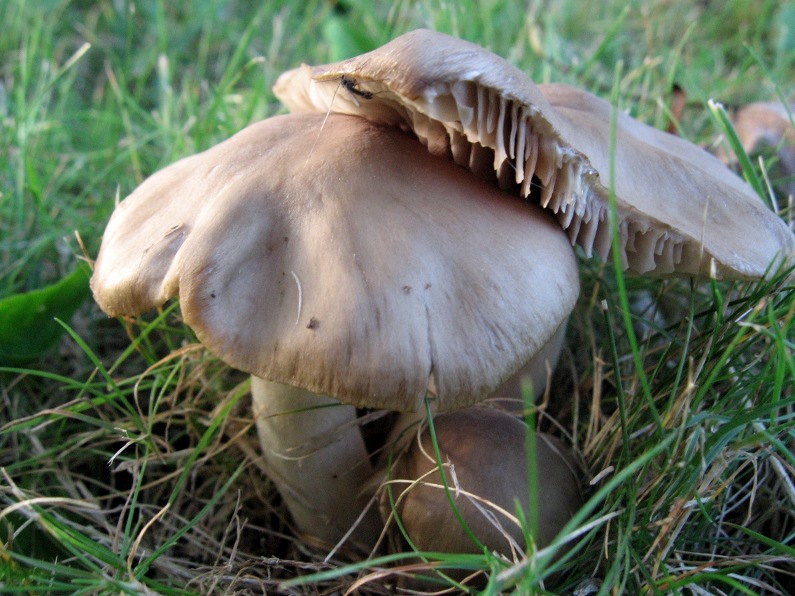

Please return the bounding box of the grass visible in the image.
[1,0,793,593]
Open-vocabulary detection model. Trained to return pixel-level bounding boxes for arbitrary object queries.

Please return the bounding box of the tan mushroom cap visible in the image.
[91,113,579,412]
[382,408,583,556]
[274,29,795,280]
[718,101,795,200]
[729,101,795,156]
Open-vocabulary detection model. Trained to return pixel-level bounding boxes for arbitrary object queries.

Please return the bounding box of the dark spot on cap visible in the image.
[307,317,320,330]
[403,285,412,294]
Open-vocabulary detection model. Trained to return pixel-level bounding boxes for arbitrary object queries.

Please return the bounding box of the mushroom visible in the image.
[91,112,580,547]
[274,29,795,279]
[382,407,582,580]
[269,30,795,565]
[716,101,795,201]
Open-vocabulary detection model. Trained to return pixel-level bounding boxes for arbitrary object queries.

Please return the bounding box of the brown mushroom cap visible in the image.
[91,113,579,411]
[718,101,795,200]
[381,407,583,556]
[274,29,795,280]
[729,101,795,156]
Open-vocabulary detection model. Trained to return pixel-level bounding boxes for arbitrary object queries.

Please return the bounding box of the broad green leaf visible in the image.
[0,263,91,365]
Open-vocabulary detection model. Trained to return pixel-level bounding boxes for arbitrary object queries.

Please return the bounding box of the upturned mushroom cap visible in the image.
[274,29,795,280]
[91,112,579,412]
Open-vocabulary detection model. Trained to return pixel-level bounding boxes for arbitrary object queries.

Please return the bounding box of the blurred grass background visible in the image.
[1,0,793,593]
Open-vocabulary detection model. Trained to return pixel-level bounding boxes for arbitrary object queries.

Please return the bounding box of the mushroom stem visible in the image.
[250,376,380,548]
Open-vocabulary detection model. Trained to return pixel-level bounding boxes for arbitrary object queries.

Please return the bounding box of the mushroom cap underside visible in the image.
[92,113,579,411]
[274,29,795,280]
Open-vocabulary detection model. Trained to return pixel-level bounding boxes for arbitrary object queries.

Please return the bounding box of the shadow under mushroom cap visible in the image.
[91,113,579,411]
[274,29,795,280]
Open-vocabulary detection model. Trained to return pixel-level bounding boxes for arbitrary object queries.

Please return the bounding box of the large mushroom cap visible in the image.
[92,113,579,412]
[274,29,795,280]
